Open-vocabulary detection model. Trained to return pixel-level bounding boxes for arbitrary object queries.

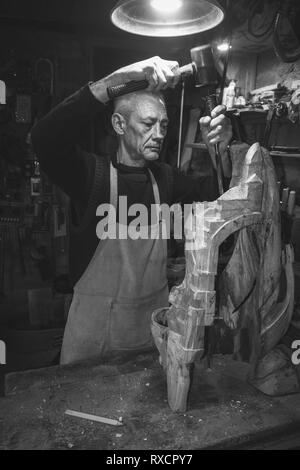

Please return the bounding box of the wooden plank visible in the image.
[65,409,123,426]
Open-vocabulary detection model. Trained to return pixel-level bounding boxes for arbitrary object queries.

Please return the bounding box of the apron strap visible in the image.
[110,163,119,209]
[148,169,161,206]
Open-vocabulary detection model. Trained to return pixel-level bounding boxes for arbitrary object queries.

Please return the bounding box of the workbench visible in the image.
[1,351,300,450]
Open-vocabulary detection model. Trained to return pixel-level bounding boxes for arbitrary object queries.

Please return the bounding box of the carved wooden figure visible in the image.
[151,142,294,412]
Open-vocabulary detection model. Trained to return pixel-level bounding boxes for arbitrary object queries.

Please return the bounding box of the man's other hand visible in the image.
[200,105,233,177]
[200,105,233,155]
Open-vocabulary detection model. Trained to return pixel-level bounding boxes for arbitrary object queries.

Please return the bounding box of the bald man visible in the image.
[32,57,233,365]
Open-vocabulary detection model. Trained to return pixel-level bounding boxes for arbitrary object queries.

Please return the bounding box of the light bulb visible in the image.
[217,42,231,52]
[151,0,183,13]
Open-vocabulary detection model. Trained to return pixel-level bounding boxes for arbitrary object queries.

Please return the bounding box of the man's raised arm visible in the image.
[31,85,106,203]
[31,56,180,203]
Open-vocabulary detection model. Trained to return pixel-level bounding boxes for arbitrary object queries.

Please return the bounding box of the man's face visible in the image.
[123,95,168,163]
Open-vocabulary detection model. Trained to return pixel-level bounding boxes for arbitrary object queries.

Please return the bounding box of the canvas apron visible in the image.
[60,163,169,364]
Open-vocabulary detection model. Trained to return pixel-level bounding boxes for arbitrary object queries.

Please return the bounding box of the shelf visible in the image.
[0,201,25,207]
[270,151,300,159]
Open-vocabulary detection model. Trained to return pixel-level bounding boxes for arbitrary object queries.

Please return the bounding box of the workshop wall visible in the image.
[256,49,300,89]
[0,26,90,286]
[255,49,300,193]
[226,51,258,98]
[0,26,92,351]
[0,26,90,101]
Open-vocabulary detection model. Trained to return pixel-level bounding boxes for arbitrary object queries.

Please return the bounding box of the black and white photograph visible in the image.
[0,0,300,453]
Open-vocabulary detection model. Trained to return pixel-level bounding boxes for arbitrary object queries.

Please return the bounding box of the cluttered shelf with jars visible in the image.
[222,78,300,278]
[220,76,299,145]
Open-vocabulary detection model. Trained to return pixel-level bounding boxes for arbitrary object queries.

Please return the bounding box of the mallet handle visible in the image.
[107,63,195,100]
[107,79,149,100]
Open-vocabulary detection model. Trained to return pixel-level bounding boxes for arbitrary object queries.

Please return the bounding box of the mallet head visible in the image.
[190,44,218,88]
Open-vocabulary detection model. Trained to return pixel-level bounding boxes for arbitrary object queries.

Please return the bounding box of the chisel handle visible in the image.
[205,94,225,196]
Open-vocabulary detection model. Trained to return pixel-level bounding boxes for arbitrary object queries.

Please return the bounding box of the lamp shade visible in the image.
[111,0,225,37]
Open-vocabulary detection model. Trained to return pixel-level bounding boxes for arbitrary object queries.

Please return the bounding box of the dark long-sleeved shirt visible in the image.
[31,85,219,285]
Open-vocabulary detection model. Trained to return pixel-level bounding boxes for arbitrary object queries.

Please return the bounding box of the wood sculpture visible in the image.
[151,142,294,412]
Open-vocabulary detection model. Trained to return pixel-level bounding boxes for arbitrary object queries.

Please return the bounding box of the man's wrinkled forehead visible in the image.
[114,91,167,120]
[134,94,167,119]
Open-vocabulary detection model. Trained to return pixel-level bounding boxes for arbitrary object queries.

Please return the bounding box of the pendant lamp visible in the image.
[111,0,225,37]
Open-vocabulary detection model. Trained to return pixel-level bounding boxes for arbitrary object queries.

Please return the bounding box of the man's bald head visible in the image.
[113,90,166,122]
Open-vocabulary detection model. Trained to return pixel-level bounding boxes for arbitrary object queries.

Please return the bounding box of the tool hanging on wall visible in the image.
[0,217,26,299]
[53,205,67,255]
[34,58,54,96]
[30,159,42,197]
[0,80,6,105]
[279,185,297,244]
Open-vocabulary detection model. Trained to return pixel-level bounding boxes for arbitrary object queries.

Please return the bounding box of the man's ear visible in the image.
[111,113,126,135]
